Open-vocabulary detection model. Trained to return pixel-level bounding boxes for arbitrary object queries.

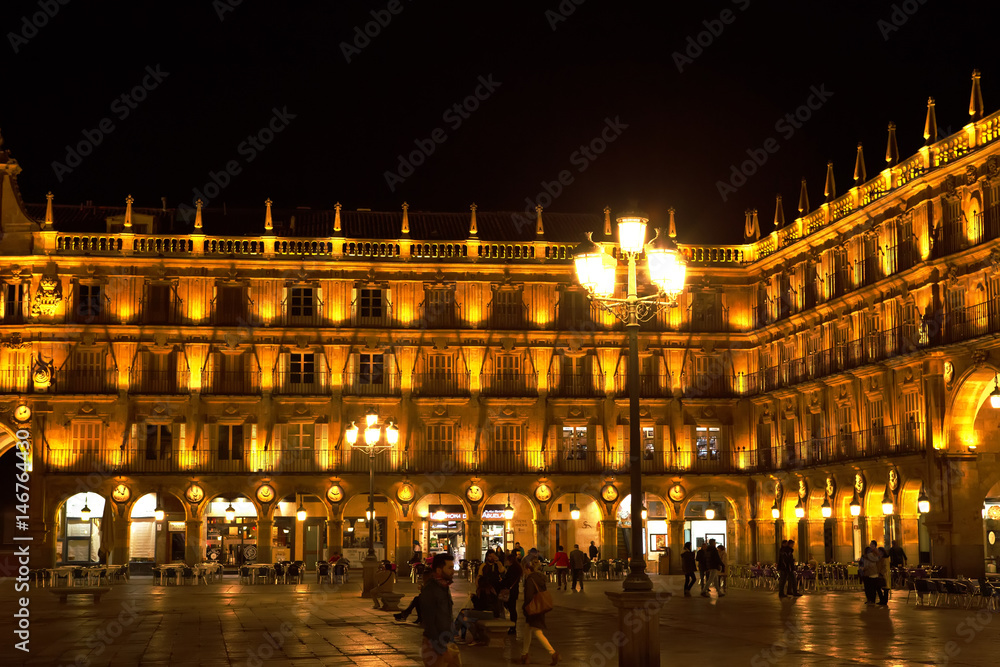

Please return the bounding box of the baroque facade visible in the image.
[2,76,1000,577]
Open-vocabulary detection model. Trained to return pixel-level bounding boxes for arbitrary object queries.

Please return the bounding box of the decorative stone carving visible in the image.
[943,175,958,196]
[944,361,954,388]
[825,477,836,499]
[971,349,990,367]
[1,332,26,349]
[32,354,53,388]
[798,479,808,499]
[888,468,900,492]
[965,164,979,185]
[30,275,62,317]
[987,155,1000,177]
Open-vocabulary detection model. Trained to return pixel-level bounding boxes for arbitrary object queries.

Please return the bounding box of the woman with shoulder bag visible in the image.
[520,558,559,665]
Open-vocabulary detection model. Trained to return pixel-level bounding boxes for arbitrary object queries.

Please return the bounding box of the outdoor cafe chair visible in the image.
[333,562,348,584]
[273,563,286,583]
[317,562,331,584]
[287,563,303,584]
[238,566,252,585]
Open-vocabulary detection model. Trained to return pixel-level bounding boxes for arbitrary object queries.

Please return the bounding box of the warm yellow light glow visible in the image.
[571,505,581,521]
[821,504,832,519]
[617,216,648,254]
[881,488,894,515]
[345,422,359,446]
[418,507,429,519]
[645,228,687,301]
[882,500,894,515]
[365,425,380,446]
[224,502,236,523]
[432,507,447,522]
[850,503,861,517]
[386,422,399,446]
[918,498,930,514]
[573,233,616,298]
[989,377,1000,409]
[794,504,805,519]
[640,506,647,521]
[704,507,715,521]
[771,506,780,520]
[297,503,307,521]
[365,411,378,428]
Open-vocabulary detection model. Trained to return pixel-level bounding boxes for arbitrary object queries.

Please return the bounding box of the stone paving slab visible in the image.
[1,575,998,665]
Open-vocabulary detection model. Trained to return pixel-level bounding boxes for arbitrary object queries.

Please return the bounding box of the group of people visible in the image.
[680,539,728,598]
[414,545,576,666]
[860,540,894,606]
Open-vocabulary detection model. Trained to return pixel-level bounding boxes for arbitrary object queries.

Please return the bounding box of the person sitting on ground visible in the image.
[455,575,502,645]
[370,561,396,609]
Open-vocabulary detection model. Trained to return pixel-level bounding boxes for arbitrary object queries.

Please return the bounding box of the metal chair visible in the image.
[317,562,331,584]
[287,563,302,584]
[238,566,252,585]
[273,563,286,584]
[333,562,347,584]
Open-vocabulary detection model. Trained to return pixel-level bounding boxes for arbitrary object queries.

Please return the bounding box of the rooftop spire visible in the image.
[924,97,938,144]
[885,122,899,166]
[401,202,410,236]
[44,191,54,229]
[469,203,478,236]
[969,69,985,121]
[535,205,544,236]
[264,198,273,233]
[194,199,203,230]
[773,196,785,229]
[853,143,866,183]
[824,162,836,201]
[334,202,342,234]
[668,207,677,239]
[798,178,809,214]
[603,206,612,236]
[124,195,133,229]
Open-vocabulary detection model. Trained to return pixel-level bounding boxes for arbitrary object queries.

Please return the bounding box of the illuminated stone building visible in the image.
[1,72,999,577]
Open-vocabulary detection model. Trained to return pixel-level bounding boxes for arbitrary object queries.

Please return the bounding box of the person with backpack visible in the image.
[520,558,559,665]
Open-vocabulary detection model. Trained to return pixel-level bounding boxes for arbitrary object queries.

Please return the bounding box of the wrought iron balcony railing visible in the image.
[548,372,604,398]
[480,373,538,397]
[411,372,470,397]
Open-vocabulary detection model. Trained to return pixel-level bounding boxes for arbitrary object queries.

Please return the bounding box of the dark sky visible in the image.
[2,0,997,244]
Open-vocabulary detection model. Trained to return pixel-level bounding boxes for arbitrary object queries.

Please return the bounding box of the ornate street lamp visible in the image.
[990,375,1000,409]
[849,489,862,517]
[704,493,715,521]
[821,496,832,519]
[224,500,236,524]
[570,494,581,521]
[881,487,895,516]
[154,494,165,522]
[345,408,397,598]
[432,493,447,522]
[80,494,92,520]
[503,494,515,521]
[917,486,931,514]
[794,498,805,519]
[296,494,307,522]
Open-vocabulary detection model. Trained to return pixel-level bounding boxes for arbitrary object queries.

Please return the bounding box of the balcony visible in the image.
[200,370,261,395]
[824,270,850,300]
[766,423,925,470]
[272,370,332,395]
[138,295,183,325]
[854,255,882,288]
[342,371,401,397]
[54,369,118,393]
[548,372,604,398]
[487,302,528,330]
[210,296,260,327]
[480,373,538,397]
[945,296,1000,344]
[411,372,470,397]
[128,369,188,394]
[613,373,670,399]
[681,373,736,398]
[68,292,117,325]
[683,308,730,333]
[418,301,461,329]
[0,369,33,394]
[886,240,919,275]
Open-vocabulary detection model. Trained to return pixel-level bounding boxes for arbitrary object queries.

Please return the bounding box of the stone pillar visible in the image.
[112,508,129,567]
[329,519,344,555]
[255,518,272,564]
[747,519,759,564]
[600,519,618,560]
[396,520,413,577]
[668,519,684,573]
[465,518,483,561]
[534,519,551,557]
[805,519,825,563]
[185,519,203,565]
[605,590,671,667]
[923,363,946,449]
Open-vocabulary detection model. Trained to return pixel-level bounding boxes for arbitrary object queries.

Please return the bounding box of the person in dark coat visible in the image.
[419,553,458,666]
[695,543,708,593]
[520,558,559,664]
[568,544,588,592]
[681,542,697,596]
[588,541,599,560]
[499,552,523,635]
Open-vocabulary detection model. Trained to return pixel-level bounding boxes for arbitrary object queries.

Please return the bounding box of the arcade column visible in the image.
[534,519,551,556]
[329,519,344,555]
[600,519,618,560]
[396,520,413,576]
[255,518,271,564]
[465,518,483,561]
[185,519,203,565]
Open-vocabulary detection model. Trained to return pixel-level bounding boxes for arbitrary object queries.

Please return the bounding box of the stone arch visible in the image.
[945,362,1000,450]
[0,422,25,459]
[483,490,537,522]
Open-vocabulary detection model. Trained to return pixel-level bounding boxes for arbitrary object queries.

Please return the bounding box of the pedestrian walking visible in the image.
[717,544,728,594]
[419,552,460,666]
[550,545,570,591]
[876,547,891,606]
[782,539,801,597]
[860,546,880,605]
[888,540,907,587]
[681,542,697,597]
[520,558,559,665]
[695,542,708,593]
[588,541,599,560]
[701,539,724,598]
[499,552,523,635]
[568,544,587,592]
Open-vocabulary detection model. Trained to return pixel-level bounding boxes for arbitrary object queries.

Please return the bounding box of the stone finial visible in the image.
[853,143,866,183]
[401,202,410,236]
[773,195,785,229]
[668,207,677,239]
[44,191,54,229]
[824,162,836,201]
[264,198,273,232]
[194,199,204,230]
[603,206,612,236]
[924,97,938,144]
[750,209,758,240]
[798,178,809,214]
[469,203,478,236]
[744,209,759,242]
[885,122,899,166]
[969,69,984,121]
[124,195,134,229]
[334,202,342,234]
[535,205,544,236]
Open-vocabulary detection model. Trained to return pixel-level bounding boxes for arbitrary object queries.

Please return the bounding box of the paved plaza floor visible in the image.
[2,573,999,666]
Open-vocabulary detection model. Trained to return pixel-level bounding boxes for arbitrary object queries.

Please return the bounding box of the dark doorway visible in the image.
[170,532,185,562]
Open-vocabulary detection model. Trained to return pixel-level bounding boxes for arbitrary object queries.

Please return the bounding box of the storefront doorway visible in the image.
[204,497,258,565]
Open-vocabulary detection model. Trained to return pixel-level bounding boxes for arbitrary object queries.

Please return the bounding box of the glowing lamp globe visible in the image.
[79,496,92,520]
[386,421,399,445]
[432,507,447,522]
[570,505,581,521]
[224,502,236,523]
[821,499,832,519]
[617,216,648,254]
[771,506,780,520]
[504,504,515,521]
[345,421,359,445]
[297,503,307,522]
[640,506,647,521]
[990,378,1000,409]
[850,502,861,517]
[794,503,805,519]
[645,228,687,302]
[704,506,715,521]
[573,233,616,298]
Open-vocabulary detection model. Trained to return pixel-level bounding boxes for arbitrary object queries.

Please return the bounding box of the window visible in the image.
[423,287,456,326]
[71,422,102,451]
[642,426,655,459]
[216,285,247,323]
[359,353,384,385]
[696,427,720,460]
[562,426,588,459]
[496,355,521,376]
[290,287,315,318]
[359,288,383,318]
[494,424,523,451]
[218,424,244,461]
[290,353,315,385]
[901,391,921,447]
[558,290,591,328]
[288,423,315,451]
[426,424,455,452]
[144,424,172,460]
[427,354,453,377]
[77,284,103,318]
[73,351,103,373]
[144,284,172,323]
[491,289,523,327]
[3,283,26,324]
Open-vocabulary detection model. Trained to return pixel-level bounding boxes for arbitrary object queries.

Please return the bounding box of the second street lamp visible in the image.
[574,211,686,593]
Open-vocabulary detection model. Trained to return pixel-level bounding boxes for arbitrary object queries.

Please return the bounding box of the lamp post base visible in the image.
[360,554,378,598]
[604,590,670,666]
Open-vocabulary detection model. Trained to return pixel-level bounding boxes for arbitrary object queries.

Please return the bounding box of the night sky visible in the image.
[2,0,997,244]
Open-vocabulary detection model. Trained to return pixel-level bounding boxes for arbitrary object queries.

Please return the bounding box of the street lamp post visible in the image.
[345,409,398,597]
[575,211,686,667]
